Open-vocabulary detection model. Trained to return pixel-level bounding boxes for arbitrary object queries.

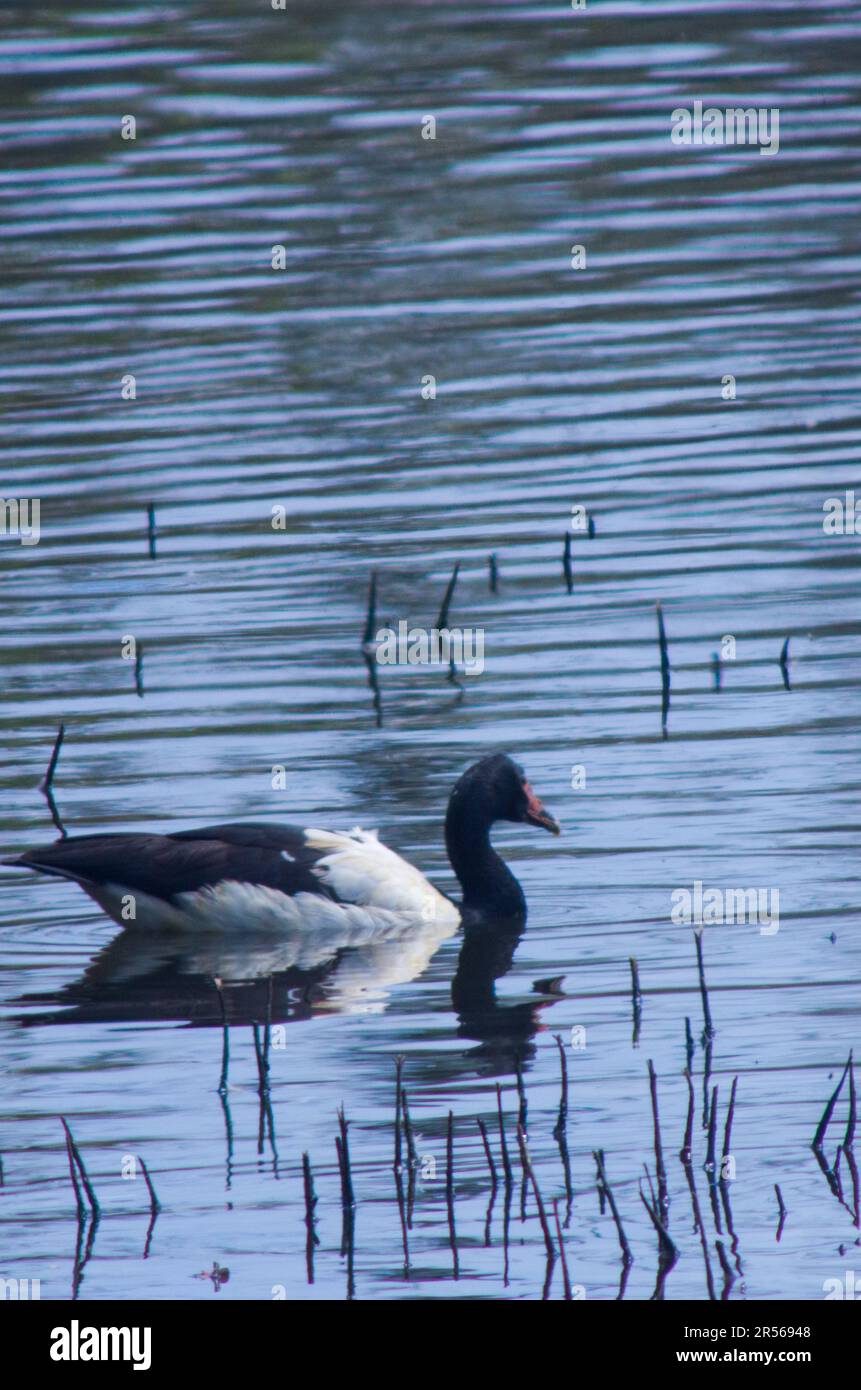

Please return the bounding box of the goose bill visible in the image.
[523,783,560,835]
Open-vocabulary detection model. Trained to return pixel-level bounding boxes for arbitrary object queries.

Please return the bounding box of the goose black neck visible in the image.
[445,798,526,923]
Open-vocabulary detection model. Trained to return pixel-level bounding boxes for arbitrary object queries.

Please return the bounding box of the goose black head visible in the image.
[450,753,560,835]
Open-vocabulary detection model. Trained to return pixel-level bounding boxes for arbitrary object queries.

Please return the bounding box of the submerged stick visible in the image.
[436,561,460,631]
[553,1034,569,1132]
[681,1067,695,1164]
[845,1052,857,1152]
[656,602,670,679]
[715,1238,735,1297]
[401,1091,418,1169]
[39,722,68,837]
[515,1057,528,1133]
[639,1175,678,1268]
[40,722,65,794]
[393,1055,404,1171]
[630,958,643,1044]
[694,928,714,1039]
[214,978,229,1094]
[302,1152,319,1282]
[147,503,157,559]
[138,1155,161,1215]
[553,1198,572,1299]
[682,1146,716,1300]
[361,569,378,650]
[435,561,461,683]
[477,1118,498,1188]
[684,1016,695,1072]
[252,1021,270,1094]
[563,533,573,593]
[360,571,383,723]
[62,1126,86,1218]
[813,1053,852,1152]
[517,1124,555,1259]
[774,1183,787,1241]
[446,1111,459,1277]
[705,1084,718,1183]
[488,553,498,593]
[553,1035,573,1213]
[722,1077,739,1179]
[361,649,383,727]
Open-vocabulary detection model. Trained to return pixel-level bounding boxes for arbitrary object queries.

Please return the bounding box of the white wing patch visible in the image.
[304,826,458,923]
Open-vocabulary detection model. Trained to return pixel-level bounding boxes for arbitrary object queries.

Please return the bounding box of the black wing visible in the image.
[5,822,339,905]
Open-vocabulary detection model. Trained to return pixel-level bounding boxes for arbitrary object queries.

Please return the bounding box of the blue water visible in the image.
[1,0,860,1300]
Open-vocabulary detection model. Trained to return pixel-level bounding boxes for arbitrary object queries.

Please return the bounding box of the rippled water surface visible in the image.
[2,0,861,1301]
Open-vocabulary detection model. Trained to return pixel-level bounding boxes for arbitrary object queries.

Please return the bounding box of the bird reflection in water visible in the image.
[16,912,564,1075]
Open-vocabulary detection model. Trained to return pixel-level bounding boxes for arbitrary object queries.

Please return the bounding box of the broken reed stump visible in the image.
[335,1106,355,1209]
[812,1052,857,1219]
[435,561,461,684]
[647,1059,669,1219]
[721,1076,739,1181]
[140,1155,160,1260]
[593,1149,633,1267]
[39,722,68,837]
[656,601,671,733]
[496,1084,513,1189]
[60,1118,100,1218]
